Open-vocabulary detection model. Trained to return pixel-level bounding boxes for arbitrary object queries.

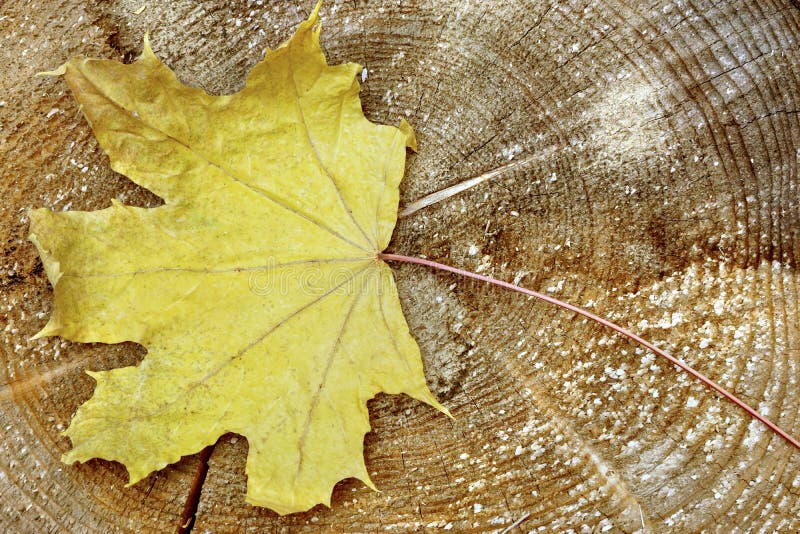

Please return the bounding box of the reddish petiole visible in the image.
[380,252,800,452]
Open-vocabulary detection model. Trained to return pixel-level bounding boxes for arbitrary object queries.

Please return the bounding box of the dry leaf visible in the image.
[29,3,445,515]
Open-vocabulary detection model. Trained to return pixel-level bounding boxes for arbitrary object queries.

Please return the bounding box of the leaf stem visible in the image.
[380,252,800,452]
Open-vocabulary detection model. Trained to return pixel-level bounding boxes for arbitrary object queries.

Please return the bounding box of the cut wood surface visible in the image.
[2,0,800,532]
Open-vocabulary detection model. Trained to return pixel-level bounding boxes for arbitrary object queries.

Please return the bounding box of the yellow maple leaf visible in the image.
[29,2,446,515]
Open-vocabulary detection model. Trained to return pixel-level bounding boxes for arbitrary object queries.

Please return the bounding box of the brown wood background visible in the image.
[2,0,800,531]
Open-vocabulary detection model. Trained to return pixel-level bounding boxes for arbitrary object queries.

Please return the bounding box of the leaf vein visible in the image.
[113,263,373,423]
[295,272,366,478]
[287,53,376,251]
[78,70,370,254]
[61,257,372,279]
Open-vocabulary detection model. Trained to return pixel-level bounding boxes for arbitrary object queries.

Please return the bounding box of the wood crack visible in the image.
[176,443,215,534]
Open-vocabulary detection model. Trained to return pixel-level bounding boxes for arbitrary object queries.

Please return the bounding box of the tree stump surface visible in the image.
[2,0,800,532]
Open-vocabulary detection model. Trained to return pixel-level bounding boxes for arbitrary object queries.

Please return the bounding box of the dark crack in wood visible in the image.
[176,444,215,534]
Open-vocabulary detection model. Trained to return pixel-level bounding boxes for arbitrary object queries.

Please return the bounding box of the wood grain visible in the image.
[2,0,799,531]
